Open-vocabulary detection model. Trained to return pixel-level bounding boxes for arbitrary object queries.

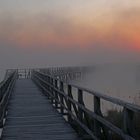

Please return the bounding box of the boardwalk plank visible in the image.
[1,79,80,140]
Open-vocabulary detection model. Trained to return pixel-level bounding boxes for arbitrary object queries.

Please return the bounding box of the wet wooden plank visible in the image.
[1,79,80,140]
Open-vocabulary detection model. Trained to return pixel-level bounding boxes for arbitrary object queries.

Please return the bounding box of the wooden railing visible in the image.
[32,70,140,140]
[6,66,91,81]
[39,66,92,81]
[0,71,17,128]
[6,69,32,79]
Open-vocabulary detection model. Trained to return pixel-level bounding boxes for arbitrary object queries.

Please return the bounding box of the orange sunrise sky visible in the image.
[0,0,140,49]
[0,0,140,68]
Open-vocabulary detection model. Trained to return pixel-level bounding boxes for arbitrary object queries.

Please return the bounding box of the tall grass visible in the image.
[105,110,140,140]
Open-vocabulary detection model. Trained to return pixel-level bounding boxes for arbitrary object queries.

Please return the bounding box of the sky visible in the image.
[0,0,140,69]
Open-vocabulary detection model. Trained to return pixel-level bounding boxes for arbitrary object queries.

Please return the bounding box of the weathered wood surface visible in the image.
[32,70,139,140]
[1,79,80,140]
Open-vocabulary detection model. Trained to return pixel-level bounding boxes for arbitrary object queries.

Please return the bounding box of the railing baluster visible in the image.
[78,89,85,136]
[54,79,58,108]
[0,105,3,128]
[94,96,102,138]
[67,85,72,122]
[78,89,84,122]
[50,78,54,104]
[60,81,64,114]
[123,107,137,139]
[47,76,51,99]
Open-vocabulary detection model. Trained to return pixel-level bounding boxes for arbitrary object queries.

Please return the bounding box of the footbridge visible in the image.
[0,67,140,140]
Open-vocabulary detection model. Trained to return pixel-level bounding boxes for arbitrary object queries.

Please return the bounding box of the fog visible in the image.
[0,0,140,108]
[72,64,140,105]
[0,41,140,100]
[1,46,140,106]
[0,45,140,115]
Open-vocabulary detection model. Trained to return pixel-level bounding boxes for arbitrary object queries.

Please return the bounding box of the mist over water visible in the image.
[1,63,140,106]
[1,63,140,114]
[73,63,140,106]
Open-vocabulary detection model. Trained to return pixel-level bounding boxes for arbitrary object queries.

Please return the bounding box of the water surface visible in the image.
[71,64,140,113]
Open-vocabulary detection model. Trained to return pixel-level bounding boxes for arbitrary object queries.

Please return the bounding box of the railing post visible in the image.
[0,89,2,104]
[67,85,72,122]
[0,105,3,128]
[60,81,64,114]
[78,89,84,136]
[123,107,137,139]
[47,76,51,99]
[94,96,101,138]
[54,79,58,108]
[50,78,54,104]
[78,89,84,122]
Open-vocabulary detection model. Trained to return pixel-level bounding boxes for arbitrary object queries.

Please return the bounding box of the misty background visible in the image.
[0,0,140,106]
[0,29,140,107]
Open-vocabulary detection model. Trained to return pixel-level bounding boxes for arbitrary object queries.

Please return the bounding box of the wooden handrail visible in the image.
[0,71,17,128]
[6,66,90,80]
[32,70,140,113]
[32,70,140,140]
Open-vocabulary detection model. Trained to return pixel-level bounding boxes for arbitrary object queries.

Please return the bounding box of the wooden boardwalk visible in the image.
[0,68,139,140]
[1,79,80,140]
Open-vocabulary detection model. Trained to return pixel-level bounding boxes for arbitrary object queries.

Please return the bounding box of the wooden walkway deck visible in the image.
[1,68,139,140]
[1,79,80,140]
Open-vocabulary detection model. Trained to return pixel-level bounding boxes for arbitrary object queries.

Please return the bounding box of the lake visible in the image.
[71,64,140,114]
